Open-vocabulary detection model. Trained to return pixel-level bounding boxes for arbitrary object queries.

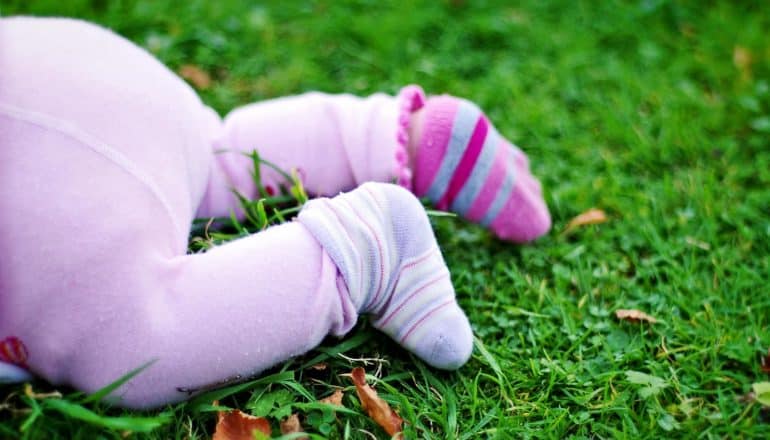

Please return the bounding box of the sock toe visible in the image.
[410,306,473,370]
[480,142,551,243]
[371,265,473,370]
[489,175,552,243]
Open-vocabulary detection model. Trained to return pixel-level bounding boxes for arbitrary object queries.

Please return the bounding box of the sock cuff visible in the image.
[412,95,461,197]
[297,184,396,312]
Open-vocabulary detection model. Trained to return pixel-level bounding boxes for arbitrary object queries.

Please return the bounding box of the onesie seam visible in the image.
[0,102,184,251]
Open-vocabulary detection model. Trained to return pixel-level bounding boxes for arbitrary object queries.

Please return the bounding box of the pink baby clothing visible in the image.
[0,16,549,408]
[0,17,470,408]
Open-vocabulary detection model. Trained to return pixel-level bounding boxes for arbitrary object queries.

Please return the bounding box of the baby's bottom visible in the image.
[0,17,472,408]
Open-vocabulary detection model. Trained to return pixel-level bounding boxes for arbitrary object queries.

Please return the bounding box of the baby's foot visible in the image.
[298,182,473,369]
[408,95,551,243]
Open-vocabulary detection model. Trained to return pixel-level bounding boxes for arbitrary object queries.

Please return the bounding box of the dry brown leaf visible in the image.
[615,309,658,324]
[733,46,752,71]
[564,208,608,234]
[679,23,695,38]
[733,46,753,82]
[213,409,271,440]
[178,64,212,90]
[350,367,403,438]
[280,414,307,439]
[319,389,344,407]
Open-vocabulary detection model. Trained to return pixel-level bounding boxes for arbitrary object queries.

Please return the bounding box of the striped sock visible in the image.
[298,182,473,369]
[411,95,551,243]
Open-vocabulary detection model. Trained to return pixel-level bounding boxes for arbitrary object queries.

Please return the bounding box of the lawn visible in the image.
[1,0,769,438]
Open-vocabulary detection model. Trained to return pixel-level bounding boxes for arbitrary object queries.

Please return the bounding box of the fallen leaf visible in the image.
[625,371,668,398]
[615,309,658,324]
[178,64,212,90]
[350,368,403,438]
[563,208,608,235]
[679,23,695,38]
[761,349,770,374]
[213,409,271,440]
[753,382,770,407]
[280,414,307,439]
[319,389,344,407]
[733,46,752,70]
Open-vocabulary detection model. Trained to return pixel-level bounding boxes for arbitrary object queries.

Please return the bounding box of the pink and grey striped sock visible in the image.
[298,182,473,369]
[411,95,551,243]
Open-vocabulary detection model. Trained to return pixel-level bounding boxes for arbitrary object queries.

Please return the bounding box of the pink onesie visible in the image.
[0,16,549,408]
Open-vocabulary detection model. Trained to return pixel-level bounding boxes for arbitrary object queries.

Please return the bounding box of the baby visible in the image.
[0,17,550,408]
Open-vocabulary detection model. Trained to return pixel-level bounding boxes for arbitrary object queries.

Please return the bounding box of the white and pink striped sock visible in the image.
[297,182,473,369]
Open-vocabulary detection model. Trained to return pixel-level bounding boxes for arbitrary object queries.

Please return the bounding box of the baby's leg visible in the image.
[2,169,470,409]
[145,184,471,408]
[202,86,551,243]
[197,87,425,217]
[110,221,357,408]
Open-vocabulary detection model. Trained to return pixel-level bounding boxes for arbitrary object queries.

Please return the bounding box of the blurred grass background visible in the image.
[1,0,769,438]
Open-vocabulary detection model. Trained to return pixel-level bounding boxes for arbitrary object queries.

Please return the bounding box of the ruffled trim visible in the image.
[394,84,426,190]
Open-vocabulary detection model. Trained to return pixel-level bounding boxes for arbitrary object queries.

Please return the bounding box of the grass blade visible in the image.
[82,360,156,404]
[44,399,168,432]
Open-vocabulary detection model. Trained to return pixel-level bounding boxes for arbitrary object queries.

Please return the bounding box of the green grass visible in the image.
[2,0,769,438]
